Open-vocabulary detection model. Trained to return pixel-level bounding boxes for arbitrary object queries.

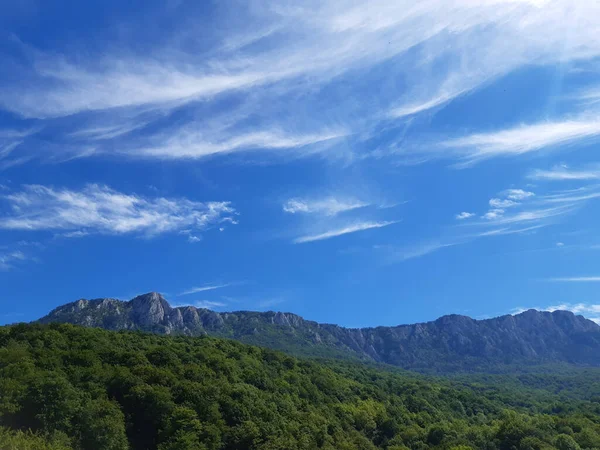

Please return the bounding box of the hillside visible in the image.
[2,323,600,449]
[39,292,600,372]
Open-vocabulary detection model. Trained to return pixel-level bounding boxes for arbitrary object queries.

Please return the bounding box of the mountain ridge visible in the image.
[38,291,600,372]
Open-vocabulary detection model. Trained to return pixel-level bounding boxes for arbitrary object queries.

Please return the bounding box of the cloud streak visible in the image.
[545,276,600,282]
[136,128,348,160]
[529,165,600,181]
[385,241,459,262]
[294,220,398,243]
[178,284,232,296]
[283,197,369,216]
[441,119,600,164]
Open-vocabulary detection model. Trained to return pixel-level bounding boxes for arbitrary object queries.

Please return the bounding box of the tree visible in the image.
[555,434,581,450]
[78,398,128,450]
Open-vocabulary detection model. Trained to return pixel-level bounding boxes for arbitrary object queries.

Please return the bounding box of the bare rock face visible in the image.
[130,292,172,327]
[74,299,88,311]
[198,309,224,329]
[272,312,303,327]
[181,307,200,326]
[38,293,600,372]
[169,309,184,328]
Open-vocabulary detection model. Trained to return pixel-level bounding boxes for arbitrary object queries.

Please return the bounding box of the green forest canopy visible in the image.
[1,323,600,450]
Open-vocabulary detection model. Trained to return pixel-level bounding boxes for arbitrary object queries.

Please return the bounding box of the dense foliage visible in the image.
[1,323,600,449]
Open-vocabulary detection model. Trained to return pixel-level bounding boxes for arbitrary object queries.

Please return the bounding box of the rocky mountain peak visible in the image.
[129,292,172,326]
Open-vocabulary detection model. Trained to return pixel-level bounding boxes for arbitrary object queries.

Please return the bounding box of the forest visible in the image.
[1,323,600,449]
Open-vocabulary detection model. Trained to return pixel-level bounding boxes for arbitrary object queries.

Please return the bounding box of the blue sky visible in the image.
[2,0,600,327]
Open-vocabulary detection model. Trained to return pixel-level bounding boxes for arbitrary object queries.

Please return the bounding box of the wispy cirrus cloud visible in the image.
[136,128,348,160]
[575,85,600,106]
[3,1,600,166]
[474,224,546,237]
[441,119,600,165]
[178,284,232,296]
[294,220,398,244]
[539,186,600,204]
[545,276,600,282]
[283,197,369,216]
[378,240,460,262]
[483,205,573,226]
[529,164,600,181]
[389,89,469,119]
[0,250,27,271]
[0,127,41,170]
[0,184,236,237]
[420,183,594,263]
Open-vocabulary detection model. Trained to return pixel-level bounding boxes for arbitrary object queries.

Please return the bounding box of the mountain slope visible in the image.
[38,292,600,371]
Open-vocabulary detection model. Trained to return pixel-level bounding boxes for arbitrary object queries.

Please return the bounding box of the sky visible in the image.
[2,0,600,327]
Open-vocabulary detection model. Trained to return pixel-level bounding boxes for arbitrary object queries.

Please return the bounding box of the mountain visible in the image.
[38,292,600,372]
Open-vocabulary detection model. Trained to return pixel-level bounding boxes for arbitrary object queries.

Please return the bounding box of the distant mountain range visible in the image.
[38,292,600,372]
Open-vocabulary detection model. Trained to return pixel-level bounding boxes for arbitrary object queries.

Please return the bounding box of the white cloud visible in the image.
[575,85,600,106]
[484,205,573,226]
[475,224,545,237]
[60,230,90,239]
[0,184,236,237]
[68,121,150,141]
[539,187,600,204]
[3,1,600,167]
[489,198,518,208]
[556,242,565,247]
[0,57,274,119]
[136,128,347,160]
[387,241,459,262]
[283,197,369,216]
[505,189,535,201]
[455,211,475,220]
[389,89,469,118]
[545,276,600,282]
[458,185,578,240]
[0,128,41,170]
[476,188,574,227]
[482,209,505,220]
[441,119,600,164]
[475,189,536,221]
[178,284,232,296]
[0,250,27,271]
[529,165,600,181]
[294,220,398,243]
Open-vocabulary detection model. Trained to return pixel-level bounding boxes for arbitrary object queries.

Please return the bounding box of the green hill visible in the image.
[2,323,600,449]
